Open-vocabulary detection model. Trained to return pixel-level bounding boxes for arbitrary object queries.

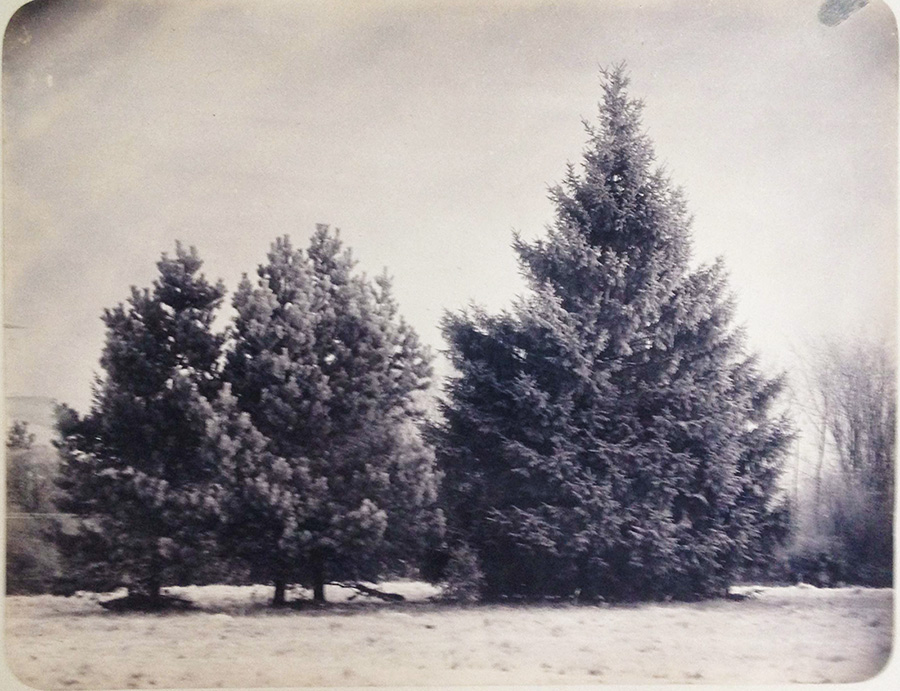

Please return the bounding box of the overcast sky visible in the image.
[2,0,897,415]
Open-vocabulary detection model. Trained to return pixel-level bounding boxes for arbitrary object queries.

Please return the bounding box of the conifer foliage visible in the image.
[438,68,792,601]
[56,244,227,602]
[223,226,443,604]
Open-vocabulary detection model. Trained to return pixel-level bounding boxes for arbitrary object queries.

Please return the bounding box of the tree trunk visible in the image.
[146,574,161,606]
[273,578,287,607]
[312,556,326,603]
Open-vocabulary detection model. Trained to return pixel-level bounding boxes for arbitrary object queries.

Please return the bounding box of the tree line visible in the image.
[786,340,894,587]
[9,68,885,605]
[51,228,444,606]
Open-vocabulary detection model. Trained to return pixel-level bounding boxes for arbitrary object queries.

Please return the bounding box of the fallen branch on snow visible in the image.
[330,581,406,602]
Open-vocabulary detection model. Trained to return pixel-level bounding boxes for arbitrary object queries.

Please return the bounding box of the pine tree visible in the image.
[224,227,442,605]
[55,244,227,602]
[438,67,792,601]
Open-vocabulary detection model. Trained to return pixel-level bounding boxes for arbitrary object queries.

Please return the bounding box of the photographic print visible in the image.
[2,0,896,687]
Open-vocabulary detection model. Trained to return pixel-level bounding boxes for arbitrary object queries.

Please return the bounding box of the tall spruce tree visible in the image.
[224,227,442,605]
[55,244,226,602]
[439,67,792,601]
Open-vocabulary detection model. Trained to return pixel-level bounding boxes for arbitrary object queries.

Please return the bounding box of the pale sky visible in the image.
[2,0,897,416]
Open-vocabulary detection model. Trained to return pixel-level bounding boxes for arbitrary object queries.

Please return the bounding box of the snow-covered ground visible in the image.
[4,582,893,688]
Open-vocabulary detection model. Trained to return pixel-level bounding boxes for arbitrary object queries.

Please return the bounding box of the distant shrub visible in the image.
[6,514,61,594]
[6,427,65,595]
[787,474,893,588]
[785,531,847,587]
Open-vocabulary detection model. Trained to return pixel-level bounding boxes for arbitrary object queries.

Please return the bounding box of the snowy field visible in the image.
[4,582,893,688]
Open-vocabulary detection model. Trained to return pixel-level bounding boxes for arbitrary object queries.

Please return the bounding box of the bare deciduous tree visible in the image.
[789,338,894,585]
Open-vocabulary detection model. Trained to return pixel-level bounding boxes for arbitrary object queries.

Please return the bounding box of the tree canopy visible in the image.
[223,227,443,603]
[438,67,792,601]
[55,244,227,600]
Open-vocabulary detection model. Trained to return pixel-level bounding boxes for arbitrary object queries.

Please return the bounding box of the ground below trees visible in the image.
[4,582,893,688]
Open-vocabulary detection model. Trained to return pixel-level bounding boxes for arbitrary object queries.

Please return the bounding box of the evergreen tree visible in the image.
[224,227,442,605]
[438,67,792,601]
[55,244,227,602]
